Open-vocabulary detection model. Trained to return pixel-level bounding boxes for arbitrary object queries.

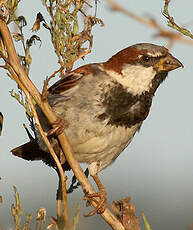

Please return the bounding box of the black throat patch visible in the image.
[97,72,168,127]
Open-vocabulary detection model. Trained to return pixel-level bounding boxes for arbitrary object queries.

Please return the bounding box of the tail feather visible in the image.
[11,139,71,170]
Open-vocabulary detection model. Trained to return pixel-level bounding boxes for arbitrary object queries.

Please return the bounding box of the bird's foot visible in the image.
[47,117,66,136]
[83,188,106,217]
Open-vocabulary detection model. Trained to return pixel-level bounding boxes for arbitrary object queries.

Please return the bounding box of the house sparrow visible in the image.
[12,43,183,215]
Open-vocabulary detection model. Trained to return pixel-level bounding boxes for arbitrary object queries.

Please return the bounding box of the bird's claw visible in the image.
[47,117,66,136]
[83,190,106,217]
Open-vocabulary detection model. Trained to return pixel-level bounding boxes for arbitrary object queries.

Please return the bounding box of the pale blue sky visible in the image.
[1,0,193,229]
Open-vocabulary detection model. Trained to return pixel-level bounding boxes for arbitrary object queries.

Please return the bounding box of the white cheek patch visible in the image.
[106,65,156,95]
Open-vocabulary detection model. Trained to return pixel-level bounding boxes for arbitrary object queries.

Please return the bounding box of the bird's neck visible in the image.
[97,81,154,128]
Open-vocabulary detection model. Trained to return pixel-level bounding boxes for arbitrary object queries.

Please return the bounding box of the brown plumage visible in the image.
[12,43,183,215]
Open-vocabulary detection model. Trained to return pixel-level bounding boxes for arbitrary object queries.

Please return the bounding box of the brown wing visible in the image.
[48,64,95,95]
[48,73,82,94]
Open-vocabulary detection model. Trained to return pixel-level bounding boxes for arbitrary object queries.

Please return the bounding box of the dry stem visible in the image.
[105,0,193,49]
[163,0,193,39]
[26,92,70,230]
[0,16,124,230]
[3,57,70,229]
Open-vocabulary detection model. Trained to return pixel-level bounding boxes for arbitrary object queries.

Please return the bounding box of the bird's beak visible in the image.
[154,54,184,72]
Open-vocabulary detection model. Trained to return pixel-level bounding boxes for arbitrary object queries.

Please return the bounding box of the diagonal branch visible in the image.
[0,16,124,230]
[105,0,193,49]
[2,53,70,229]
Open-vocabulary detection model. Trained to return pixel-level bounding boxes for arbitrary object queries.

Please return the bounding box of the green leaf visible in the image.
[73,15,79,34]
[142,212,152,230]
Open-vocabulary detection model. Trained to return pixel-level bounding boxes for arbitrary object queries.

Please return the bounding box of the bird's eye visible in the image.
[142,55,150,62]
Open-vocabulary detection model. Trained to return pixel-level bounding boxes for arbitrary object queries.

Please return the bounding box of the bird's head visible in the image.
[102,43,183,95]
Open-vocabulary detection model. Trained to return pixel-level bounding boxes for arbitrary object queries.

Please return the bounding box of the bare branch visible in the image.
[163,0,193,39]
[105,0,193,48]
[0,14,124,230]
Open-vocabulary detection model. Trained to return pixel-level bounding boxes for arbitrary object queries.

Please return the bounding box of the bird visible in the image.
[12,43,183,216]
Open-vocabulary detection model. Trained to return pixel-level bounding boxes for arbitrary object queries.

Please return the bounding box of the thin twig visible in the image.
[0,15,71,230]
[163,0,193,39]
[26,92,70,230]
[0,15,124,230]
[3,58,70,229]
[65,35,93,70]
[105,0,193,48]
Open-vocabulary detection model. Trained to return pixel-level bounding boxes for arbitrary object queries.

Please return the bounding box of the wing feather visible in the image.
[48,64,95,94]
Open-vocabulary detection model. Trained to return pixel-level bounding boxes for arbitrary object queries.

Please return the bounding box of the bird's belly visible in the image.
[67,123,140,171]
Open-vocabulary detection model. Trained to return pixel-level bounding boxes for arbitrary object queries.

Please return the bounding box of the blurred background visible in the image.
[1,0,193,229]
